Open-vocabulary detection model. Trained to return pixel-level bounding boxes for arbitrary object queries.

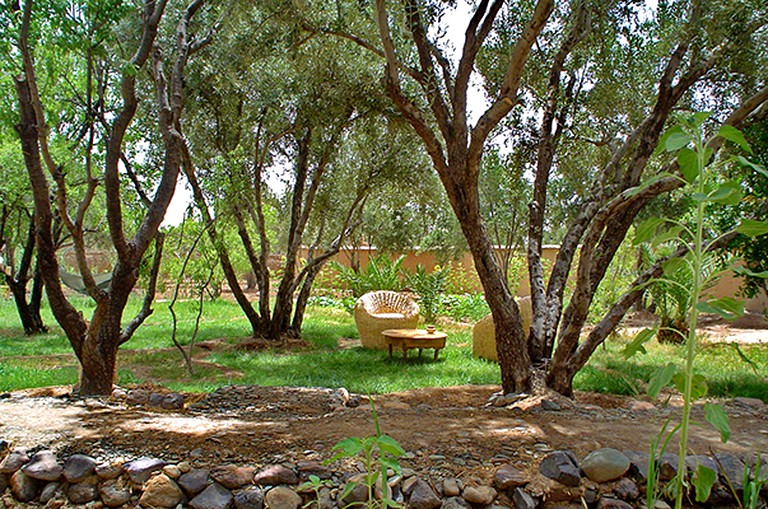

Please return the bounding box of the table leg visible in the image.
[402,346,408,361]
[418,348,423,357]
[388,344,393,359]
[433,348,440,360]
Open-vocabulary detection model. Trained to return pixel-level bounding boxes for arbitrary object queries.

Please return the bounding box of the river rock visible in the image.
[341,475,368,505]
[539,451,581,487]
[67,477,99,504]
[100,480,132,507]
[623,451,650,483]
[596,497,633,508]
[0,450,29,474]
[124,457,166,484]
[734,397,765,409]
[513,487,536,509]
[127,388,149,405]
[684,455,718,474]
[10,470,39,502]
[581,448,630,483]
[22,450,62,481]
[253,464,298,486]
[297,460,332,481]
[180,469,211,496]
[148,392,166,407]
[658,453,678,481]
[442,496,469,509]
[39,481,63,503]
[63,454,97,483]
[265,486,302,509]
[96,460,124,480]
[462,485,497,505]
[190,482,234,509]
[443,478,461,497]
[0,473,7,492]
[715,453,745,490]
[164,464,182,479]
[409,478,441,509]
[139,473,183,508]
[495,464,528,489]
[613,478,639,501]
[163,393,185,410]
[213,464,256,489]
[235,486,264,509]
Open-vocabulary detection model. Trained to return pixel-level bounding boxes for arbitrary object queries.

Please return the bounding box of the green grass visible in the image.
[576,334,768,401]
[0,295,766,400]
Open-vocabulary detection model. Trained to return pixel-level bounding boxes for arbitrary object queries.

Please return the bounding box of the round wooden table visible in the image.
[381,329,447,361]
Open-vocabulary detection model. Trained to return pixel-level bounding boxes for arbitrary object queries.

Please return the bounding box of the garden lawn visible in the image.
[0,296,766,401]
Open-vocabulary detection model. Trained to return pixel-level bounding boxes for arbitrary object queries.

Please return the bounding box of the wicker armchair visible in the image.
[472,296,532,361]
[354,291,420,349]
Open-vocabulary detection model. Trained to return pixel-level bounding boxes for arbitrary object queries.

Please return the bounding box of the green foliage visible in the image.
[405,265,447,324]
[439,294,490,323]
[631,114,768,509]
[332,255,407,298]
[326,399,404,509]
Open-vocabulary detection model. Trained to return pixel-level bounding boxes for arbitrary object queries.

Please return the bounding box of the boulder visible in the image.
[0,450,29,474]
[67,476,99,504]
[472,296,531,361]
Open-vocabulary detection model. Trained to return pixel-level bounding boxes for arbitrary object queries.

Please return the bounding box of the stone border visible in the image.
[1,439,766,509]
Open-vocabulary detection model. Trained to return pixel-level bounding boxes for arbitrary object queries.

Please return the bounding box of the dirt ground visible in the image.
[1,312,766,483]
[1,385,766,486]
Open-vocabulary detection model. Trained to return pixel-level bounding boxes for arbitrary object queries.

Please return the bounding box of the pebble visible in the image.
[512,487,536,509]
[265,486,302,509]
[462,485,497,505]
[494,463,528,489]
[442,495,470,509]
[596,497,634,508]
[163,464,182,479]
[96,460,123,480]
[442,478,461,497]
